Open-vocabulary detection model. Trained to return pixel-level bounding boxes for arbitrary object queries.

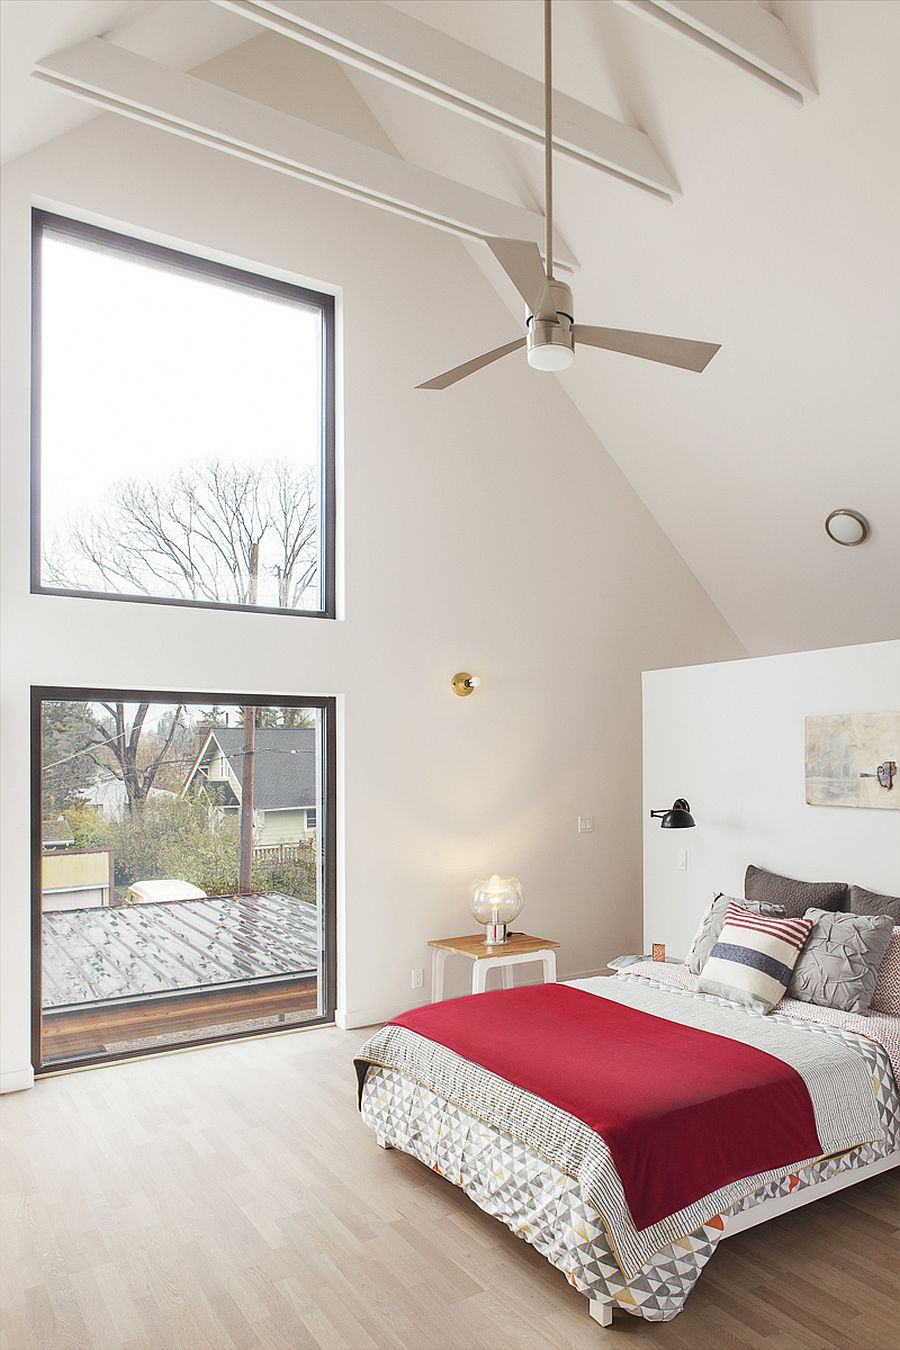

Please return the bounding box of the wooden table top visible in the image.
[428,932,560,959]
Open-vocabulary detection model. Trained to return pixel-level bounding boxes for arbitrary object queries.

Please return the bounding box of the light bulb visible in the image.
[527,344,575,372]
[468,875,525,943]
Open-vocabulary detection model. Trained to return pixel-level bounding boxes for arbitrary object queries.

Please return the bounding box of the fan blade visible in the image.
[416,338,526,390]
[573,325,720,372]
[485,238,557,322]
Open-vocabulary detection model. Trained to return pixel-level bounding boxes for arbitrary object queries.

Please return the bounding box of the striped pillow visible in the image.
[695,902,813,1013]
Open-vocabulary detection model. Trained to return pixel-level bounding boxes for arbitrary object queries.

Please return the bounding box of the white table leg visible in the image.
[500,963,514,990]
[472,959,495,994]
[541,950,557,983]
[431,948,449,1002]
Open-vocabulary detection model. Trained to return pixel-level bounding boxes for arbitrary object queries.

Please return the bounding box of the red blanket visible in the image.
[389,984,822,1230]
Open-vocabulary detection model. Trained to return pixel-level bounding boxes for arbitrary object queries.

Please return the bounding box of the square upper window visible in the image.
[32,211,335,617]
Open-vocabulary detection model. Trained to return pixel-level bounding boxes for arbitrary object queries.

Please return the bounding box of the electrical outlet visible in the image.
[577,815,594,833]
[411,968,424,989]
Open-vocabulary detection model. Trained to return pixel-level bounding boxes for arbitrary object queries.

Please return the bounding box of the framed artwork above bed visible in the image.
[805,711,899,809]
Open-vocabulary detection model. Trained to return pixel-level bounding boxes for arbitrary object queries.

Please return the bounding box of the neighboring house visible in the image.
[82,777,174,822]
[182,726,318,844]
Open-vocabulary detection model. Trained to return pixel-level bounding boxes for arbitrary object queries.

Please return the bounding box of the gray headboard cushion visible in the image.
[744,865,848,918]
[848,884,900,925]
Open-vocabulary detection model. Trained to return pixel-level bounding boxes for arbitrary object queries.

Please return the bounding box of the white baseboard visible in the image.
[336,995,428,1031]
[1,1065,35,1094]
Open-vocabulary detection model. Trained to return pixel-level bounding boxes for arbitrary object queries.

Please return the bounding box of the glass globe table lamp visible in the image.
[469,874,524,945]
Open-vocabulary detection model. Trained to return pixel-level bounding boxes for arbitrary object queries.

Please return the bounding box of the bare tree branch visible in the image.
[44,457,319,611]
[140,705,184,798]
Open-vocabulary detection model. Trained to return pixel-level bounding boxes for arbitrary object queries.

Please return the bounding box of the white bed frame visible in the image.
[377,1137,898,1329]
[586,1149,900,1327]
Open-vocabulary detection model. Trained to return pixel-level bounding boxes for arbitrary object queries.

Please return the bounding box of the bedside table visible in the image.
[608,954,682,971]
[428,932,560,1000]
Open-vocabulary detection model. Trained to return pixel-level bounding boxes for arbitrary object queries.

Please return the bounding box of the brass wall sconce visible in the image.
[451,672,481,697]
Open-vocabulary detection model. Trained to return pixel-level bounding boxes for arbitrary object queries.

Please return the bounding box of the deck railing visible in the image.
[252,842,313,864]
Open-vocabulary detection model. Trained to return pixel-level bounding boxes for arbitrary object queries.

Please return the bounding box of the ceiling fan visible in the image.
[417,0,721,390]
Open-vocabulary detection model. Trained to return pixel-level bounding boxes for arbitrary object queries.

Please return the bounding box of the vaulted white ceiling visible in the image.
[0,0,255,163]
[3,0,898,656]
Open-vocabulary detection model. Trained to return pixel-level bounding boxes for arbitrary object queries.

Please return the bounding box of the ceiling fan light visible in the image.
[527,344,575,372]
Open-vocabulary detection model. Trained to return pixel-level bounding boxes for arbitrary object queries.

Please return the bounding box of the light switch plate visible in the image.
[577,815,594,833]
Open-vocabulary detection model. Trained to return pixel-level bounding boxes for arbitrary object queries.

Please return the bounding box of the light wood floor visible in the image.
[1,1025,898,1350]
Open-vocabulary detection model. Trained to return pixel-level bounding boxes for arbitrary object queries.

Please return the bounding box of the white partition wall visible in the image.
[642,641,900,959]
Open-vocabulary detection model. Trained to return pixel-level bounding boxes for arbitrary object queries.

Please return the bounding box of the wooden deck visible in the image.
[41,974,319,1063]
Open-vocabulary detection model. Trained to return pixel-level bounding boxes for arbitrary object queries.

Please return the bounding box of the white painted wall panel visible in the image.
[643,641,900,961]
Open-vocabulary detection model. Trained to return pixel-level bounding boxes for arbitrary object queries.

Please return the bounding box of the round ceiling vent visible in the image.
[824,509,869,547]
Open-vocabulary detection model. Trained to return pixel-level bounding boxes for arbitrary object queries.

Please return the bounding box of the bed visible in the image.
[354,959,900,1326]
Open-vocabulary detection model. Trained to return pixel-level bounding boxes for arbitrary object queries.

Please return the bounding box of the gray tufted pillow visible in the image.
[788,907,894,1014]
[685,893,785,975]
[744,865,848,918]
[848,884,900,925]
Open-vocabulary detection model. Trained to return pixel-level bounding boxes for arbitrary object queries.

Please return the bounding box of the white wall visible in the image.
[643,640,900,961]
[0,37,744,1089]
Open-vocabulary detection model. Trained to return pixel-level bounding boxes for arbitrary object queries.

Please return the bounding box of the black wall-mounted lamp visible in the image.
[649,798,696,829]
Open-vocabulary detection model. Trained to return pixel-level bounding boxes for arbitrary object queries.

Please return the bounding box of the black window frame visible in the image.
[30,210,336,620]
[31,685,338,1075]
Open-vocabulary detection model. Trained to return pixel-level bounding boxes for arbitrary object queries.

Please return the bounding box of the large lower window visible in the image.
[32,211,335,617]
[32,689,336,1070]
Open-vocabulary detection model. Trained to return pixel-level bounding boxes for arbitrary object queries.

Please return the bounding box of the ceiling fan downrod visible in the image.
[544,0,553,283]
[527,0,576,371]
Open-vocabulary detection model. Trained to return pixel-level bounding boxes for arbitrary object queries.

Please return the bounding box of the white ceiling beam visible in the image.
[213,0,680,200]
[32,38,577,265]
[616,1,816,104]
